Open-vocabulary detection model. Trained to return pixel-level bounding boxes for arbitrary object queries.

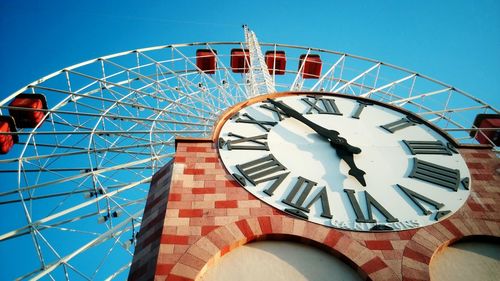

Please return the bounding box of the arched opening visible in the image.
[197,240,363,281]
[430,236,500,281]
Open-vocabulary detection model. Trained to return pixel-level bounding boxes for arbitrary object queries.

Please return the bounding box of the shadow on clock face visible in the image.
[267,117,348,192]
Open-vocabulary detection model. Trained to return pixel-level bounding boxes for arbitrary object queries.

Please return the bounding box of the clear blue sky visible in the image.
[1,0,499,108]
[0,0,499,279]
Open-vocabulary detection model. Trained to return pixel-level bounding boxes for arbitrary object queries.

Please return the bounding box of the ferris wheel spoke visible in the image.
[1,178,148,243]
[90,230,128,280]
[32,83,215,121]
[0,141,173,165]
[331,62,381,93]
[290,49,309,91]
[388,87,453,106]
[104,262,132,281]
[2,198,144,241]
[418,105,490,116]
[3,129,207,136]
[22,210,141,281]
[108,50,238,109]
[64,262,92,281]
[173,47,240,105]
[359,73,417,98]
[0,155,164,198]
[205,44,248,101]
[310,54,345,91]
[137,51,231,113]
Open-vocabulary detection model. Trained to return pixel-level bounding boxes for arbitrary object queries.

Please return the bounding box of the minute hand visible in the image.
[267,99,361,154]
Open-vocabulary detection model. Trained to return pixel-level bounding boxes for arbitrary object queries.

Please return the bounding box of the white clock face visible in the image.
[217,93,470,232]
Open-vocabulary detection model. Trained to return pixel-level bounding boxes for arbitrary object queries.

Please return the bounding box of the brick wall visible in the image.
[129,161,173,281]
[129,141,499,281]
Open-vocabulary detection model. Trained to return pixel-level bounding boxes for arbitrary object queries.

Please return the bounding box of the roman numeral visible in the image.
[344,189,398,223]
[302,96,342,115]
[229,112,240,120]
[235,113,278,132]
[233,154,289,193]
[403,140,454,155]
[282,176,332,219]
[220,132,269,151]
[381,116,420,133]
[409,158,461,191]
[351,100,372,119]
[260,100,289,121]
[396,184,450,220]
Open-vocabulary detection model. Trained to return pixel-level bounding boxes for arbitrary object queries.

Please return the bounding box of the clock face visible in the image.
[217,93,470,232]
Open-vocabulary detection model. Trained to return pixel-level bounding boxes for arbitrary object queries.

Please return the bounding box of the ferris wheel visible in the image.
[0,26,498,280]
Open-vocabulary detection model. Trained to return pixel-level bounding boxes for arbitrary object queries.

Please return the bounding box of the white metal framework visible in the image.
[0,28,498,280]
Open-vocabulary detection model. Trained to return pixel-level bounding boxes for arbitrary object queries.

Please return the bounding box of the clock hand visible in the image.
[335,146,367,187]
[267,98,361,154]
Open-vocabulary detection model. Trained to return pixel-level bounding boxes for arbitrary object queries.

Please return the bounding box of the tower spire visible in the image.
[243,25,276,97]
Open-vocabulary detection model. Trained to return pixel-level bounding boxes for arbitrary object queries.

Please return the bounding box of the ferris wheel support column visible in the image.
[243,25,276,97]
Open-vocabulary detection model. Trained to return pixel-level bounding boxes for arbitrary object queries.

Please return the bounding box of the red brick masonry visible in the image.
[129,140,499,281]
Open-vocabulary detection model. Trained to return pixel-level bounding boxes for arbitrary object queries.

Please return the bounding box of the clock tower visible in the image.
[128,27,499,281]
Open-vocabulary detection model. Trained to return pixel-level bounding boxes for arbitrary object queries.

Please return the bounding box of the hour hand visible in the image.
[267,98,362,154]
[335,146,366,186]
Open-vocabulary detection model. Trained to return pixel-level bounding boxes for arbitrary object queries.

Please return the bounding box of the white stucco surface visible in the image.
[197,241,362,281]
[430,240,500,281]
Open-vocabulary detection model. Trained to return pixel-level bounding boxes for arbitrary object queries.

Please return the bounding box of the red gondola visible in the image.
[230,49,250,73]
[8,93,47,128]
[471,114,500,146]
[196,49,217,74]
[299,54,322,79]
[265,50,286,75]
[0,116,18,154]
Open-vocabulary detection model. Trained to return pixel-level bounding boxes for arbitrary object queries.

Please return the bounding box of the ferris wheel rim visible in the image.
[2,41,496,114]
